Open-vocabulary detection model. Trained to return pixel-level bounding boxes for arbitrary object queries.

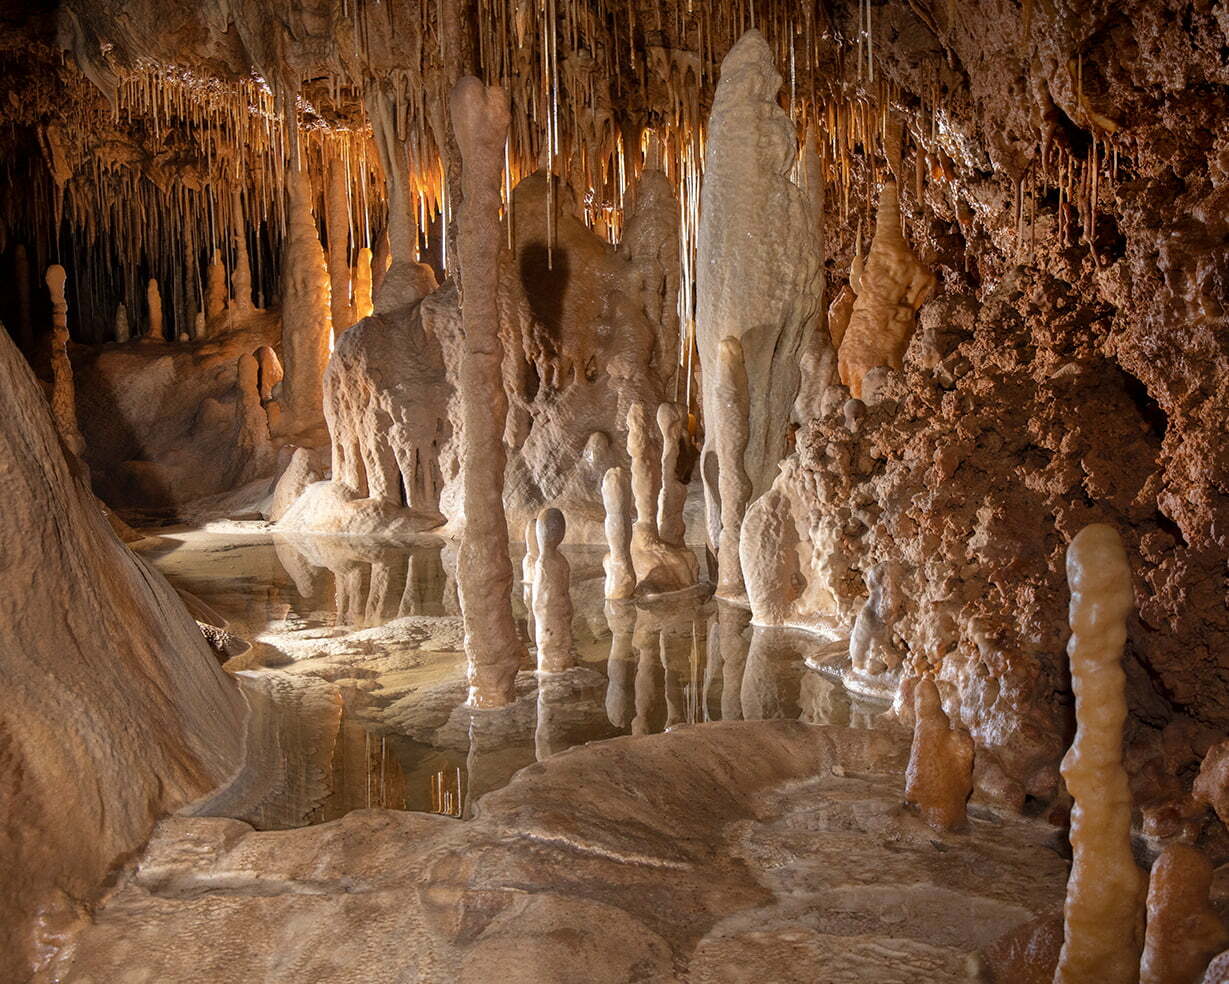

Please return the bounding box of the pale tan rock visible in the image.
[1141,844,1228,984]
[45,264,85,457]
[1055,523,1146,984]
[628,402,696,594]
[602,466,636,600]
[696,29,823,529]
[836,182,936,398]
[532,507,574,673]
[740,486,802,626]
[715,336,751,596]
[279,165,333,430]
[206,247,227,319]
[268,447,321,523]
[0,327,244,981]
[145,277,164,341]
[904,677,974,831]
[656,402,687,546]
[452,76,525,707]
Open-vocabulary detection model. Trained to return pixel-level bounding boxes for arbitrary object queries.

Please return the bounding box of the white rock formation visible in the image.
[532,507,575,673]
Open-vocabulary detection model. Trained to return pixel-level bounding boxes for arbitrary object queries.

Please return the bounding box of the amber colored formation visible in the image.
[44,264,86,458]
[532,507,575,673]
[904,677,974,831]
[1056,524,1146,984]
[451,75,525,707]
[1140,844,1228,984]
[836,181,935,399]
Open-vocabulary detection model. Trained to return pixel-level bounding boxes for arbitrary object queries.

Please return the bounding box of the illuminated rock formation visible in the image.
[452,75,525,707]
[714,336,751,596]
[740,486,801,626]
[145,277,164,341]
[836,182,935,399]
[1055,524,1146,984]
[532,507,574,673]
[601,466,636,600]
[268,447,321,523]
[0,327,244,980]
[627,401,697,595]
[656,402,687,547]
[45,264,85,458]
[279,165,333,431]
[1140,844,1227,984]
[522,516,538,607]
[904,677,974,831]
[696,29,823,556]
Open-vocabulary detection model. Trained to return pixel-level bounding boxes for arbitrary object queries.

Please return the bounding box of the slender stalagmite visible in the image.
[904,677,974,831]
[279,164,333,431]
[656,403,687,546]
[353,247,374,320]
[325,158,354,333]
[1055,523,1146,984]
[522,517,538,608]
[113,303,129,344]
[532,508,574,673]
[602,466,636,599]
[206,249,227,320]
[44,265,85,457]
[1140,845,1227,984]
[231,192,253,314]
[452,76,524,707]
[145,278,163,341]
[716,336,751,596]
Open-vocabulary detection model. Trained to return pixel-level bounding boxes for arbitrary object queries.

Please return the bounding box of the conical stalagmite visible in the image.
[451,75,524,707]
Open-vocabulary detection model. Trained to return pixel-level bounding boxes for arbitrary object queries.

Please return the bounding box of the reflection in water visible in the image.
[147,531,889,830]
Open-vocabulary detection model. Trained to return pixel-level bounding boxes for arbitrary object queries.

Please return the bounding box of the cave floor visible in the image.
[48,525,1073,982]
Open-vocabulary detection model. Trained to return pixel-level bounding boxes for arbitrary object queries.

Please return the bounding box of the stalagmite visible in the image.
[532,507,574,673]
[44,265,85,457]
[656,402,687,546]
[696,29,823,559]
[602,466,636,600]
[452,75,525,707]
[904,677,974,831]
[325,160,354,333]
[715,336,751,596]
[206,248,227,320]
[353,247,374,321]
[231,193,253,314]
[522,517,538,608]
[279,165,333,432]
[145,278,163,341]
[836,182,936,399]
[628,402,697,594]
[193,311,206,341]
[740,486,801,625]
[1140,845,1228,984]
[113,303,129,344]
[1055,523,1146,984]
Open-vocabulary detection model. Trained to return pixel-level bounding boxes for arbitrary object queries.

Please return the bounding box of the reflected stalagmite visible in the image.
[1140,844,1227,984]
[532,507,574,673]
[601,466,635,599]
[452,75,524,707]
[1056,524,1146,984]
[45,264,85,458]
[904,677,974,831]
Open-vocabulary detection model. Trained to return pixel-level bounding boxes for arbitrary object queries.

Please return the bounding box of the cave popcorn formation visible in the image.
[2,2,1228,982]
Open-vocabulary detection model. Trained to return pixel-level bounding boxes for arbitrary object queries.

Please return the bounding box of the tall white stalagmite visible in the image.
[1055,523,1146,984]
[452,75,525,707]
[715,336,750,595]
[695,29,822,557]
[279,164,333,431]
[44,265,85,457]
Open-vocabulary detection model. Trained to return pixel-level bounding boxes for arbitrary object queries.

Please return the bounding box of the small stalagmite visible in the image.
[206,248,227,320]
[628,402,697,594]
[1140,845,1227,984]
[45,264,85,457]
[656,403,688,547]
[452,75,525,706]
[715,336,751,596]
[113,302,129,344]
[145,278,163,341]
[837,182,936,398]
[904,676,974,831]
[532,507,574,674]
[279,164,333,431]
[602,466,636,600]
[1055,523,1146,984]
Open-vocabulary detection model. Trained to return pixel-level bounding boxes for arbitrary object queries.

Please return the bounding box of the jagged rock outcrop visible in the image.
[0,327,245,981]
